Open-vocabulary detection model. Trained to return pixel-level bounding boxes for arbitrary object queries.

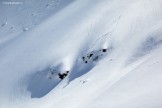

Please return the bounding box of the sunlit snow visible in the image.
[0,0,162,108]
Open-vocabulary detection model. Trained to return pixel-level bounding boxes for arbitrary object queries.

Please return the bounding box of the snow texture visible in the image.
[0,0,162,108]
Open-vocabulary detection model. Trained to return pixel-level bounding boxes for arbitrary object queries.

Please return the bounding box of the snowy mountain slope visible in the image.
[0,0,162,108]
[0,0,74,49]
[85,47,162,108]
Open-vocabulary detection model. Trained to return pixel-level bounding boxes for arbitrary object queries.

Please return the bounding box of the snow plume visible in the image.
[0,0,162,108]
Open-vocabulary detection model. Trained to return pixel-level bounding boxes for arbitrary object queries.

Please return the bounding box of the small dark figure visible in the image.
[82,57,85,60]
[102,49,107,52]
[87,53,93,59]
[82,81,86,84]
[85,61,88,63]
[58,73,64,79]
[89,53,93,57]
[58,71,69,80]
[66,71,69,74]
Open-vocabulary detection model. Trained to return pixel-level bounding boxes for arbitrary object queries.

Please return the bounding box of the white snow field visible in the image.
[0,0,162,108]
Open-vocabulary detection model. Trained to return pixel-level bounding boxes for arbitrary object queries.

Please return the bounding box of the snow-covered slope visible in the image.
[0,0,162,108]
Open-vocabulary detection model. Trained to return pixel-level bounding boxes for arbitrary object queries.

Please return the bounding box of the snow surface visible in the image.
[0,0,162,108]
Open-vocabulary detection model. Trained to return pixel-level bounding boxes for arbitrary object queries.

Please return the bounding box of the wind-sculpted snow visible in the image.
[0,0,162,108]
[0,0,74,48]
[129,24,162,63]
[27,41,110,98]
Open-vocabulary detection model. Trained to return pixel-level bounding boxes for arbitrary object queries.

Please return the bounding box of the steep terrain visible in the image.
[0,0,162,108]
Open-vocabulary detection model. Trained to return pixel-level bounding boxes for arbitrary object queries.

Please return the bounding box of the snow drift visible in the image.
[0,0,162,108]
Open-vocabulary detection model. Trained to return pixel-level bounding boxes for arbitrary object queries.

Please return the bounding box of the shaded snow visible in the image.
[0,0,162,108]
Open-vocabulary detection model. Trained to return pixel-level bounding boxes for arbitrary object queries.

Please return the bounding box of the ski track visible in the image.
[0,0,162,108]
